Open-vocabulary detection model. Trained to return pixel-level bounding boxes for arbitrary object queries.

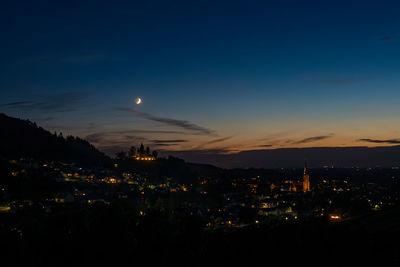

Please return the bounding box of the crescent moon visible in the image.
[135,97,142,104]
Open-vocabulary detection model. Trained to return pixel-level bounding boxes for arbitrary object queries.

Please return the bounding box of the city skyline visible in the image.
[2,1,400,164]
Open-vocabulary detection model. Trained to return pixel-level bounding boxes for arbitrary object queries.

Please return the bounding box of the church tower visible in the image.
[303,161,310,192]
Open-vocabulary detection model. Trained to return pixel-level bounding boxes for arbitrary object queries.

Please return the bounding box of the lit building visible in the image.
[289,183,298,192]
[303,161,310,192]
[133,155,155,161]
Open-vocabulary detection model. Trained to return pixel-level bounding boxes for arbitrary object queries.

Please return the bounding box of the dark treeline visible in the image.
[0,113,112,167]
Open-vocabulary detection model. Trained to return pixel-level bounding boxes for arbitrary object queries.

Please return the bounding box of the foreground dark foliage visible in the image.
[1,202,400,267]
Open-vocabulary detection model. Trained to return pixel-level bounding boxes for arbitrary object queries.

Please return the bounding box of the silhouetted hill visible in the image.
[167,146,400,168]
[186,162,223,177]
[0,113,112,167]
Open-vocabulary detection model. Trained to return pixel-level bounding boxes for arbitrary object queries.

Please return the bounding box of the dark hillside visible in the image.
[0,113,111,167]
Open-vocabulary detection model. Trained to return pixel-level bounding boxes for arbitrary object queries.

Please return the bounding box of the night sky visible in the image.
[2,0,400,164]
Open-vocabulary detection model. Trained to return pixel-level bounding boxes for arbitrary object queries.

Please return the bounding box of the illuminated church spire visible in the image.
[303,161,308,175]
[303,161,310,192]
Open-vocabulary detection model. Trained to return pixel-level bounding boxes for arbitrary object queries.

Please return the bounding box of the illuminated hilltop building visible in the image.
[303,161,310,192]
[130,143,156,161]
[134,155,155,161]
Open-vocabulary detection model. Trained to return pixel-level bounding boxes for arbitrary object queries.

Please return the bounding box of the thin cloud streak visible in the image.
[151,139,188,144]
[0,92,90,113]
[85,130,185,143]
[153,144,175,147]
[359,138,400,144]
[151,139,188,147]
[259,144,273,147]
[0,101,31,107]
[201,136,233,146]
[85,131,189,150]
[292,135,333,144]
[86,132,146,144]
[380,36,392,41]
[164,148,231,155]
[117,107,215,135]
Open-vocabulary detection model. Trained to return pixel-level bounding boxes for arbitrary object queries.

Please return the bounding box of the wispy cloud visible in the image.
[0,101,31,107]
[128,130,185,134]
[151,139,188,147]
[380,36,392,41]
[164,148,231,155]
[0,92,90,113]
[259,144,273,147]
[359,138,400,144]
[185,136,233,152]
[293,135,333,144]
[117,107,215,135]
[152,143,175,147]
[380,33,397,41]
[151,139,188,144]
[31,116,57,122]
[42,117,57,121]
[92,134,190,156]
[86,132,144,144]
[85,130,188,144]
[201,136,232,146]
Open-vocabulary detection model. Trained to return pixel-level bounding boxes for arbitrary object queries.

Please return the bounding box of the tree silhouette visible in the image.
[138,143,145,157]
[128,146,136,157]
[115,151,126,160]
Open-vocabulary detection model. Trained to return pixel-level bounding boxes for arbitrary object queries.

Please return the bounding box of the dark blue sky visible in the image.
[2,0,400,159]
